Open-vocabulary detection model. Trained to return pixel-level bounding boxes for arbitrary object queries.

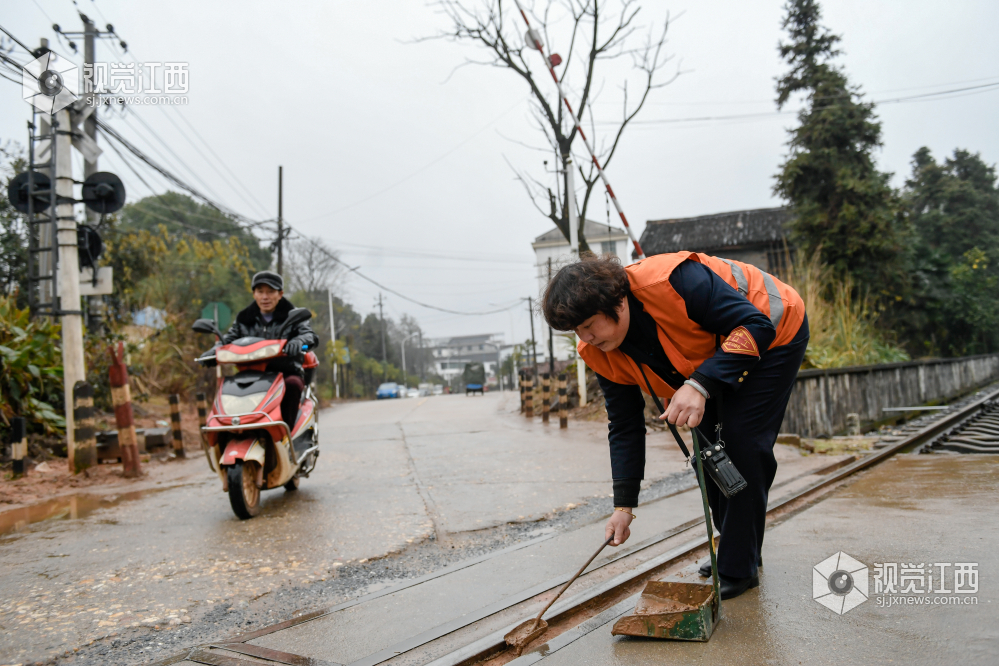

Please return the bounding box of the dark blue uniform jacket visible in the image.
[598,259,777,507]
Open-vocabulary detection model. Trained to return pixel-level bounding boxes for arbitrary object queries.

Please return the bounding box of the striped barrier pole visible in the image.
[108,342,141,477]
[72,381,96,473]
[558,373,568,429]
[525,371,534,418]
[542,373,550,423]
[519,371,526,413]
[169,394,185,458]
[10,417,26,477]
[511,0,646,259]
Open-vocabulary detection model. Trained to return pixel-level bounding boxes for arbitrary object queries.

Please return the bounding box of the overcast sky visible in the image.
[3,0,997,345]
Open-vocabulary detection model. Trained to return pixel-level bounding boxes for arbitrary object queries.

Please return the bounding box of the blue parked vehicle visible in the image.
[376,382,402,399]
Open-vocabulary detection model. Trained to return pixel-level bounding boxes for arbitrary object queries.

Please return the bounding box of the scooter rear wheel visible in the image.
[283,474,300,491]
[228,461,261,519]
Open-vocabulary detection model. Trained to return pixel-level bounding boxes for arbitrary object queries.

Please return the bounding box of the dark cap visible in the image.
[251,270,283,291]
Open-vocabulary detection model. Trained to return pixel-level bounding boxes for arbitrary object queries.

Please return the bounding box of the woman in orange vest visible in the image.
[542,252,808,599]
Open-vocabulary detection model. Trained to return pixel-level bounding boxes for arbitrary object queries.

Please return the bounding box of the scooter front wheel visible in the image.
[227,461,261,519]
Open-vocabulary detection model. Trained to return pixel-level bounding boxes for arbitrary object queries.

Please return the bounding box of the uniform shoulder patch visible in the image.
[721,326,759,356]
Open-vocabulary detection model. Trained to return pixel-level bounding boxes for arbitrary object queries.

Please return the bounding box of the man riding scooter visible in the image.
[221,271,319,428]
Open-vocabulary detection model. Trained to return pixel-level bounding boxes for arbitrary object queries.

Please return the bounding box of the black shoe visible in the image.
[699,555,763,578]
[718,573,759,599]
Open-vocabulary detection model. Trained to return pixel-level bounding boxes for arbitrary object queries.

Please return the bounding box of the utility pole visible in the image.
[81,14,98,224]
[276,166,284,275]
[418,331,425,382]
[55,105,86,468]
[328,288,339,399]
[527,296,538,386]
[377,293,387,380]
[565,153,586,406]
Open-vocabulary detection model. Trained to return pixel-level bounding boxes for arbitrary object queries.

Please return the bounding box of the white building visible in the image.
[531,220,634,361]
[427,334,504,384]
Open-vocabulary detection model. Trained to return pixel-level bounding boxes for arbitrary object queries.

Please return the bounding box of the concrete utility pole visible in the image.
[378,293,387,380]
[276,166,284,275]
[565,155,586,406]
[81,14,98,223]
[418,331,425,382]
[55,106,86,467]
[328,288,339,399]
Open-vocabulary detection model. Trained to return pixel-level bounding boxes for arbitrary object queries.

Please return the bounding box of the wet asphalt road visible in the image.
[0,392,690,665]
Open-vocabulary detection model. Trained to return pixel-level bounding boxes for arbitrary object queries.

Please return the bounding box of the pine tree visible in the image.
[774,0,906,288]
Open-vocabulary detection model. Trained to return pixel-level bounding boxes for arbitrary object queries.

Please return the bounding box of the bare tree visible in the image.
[284,236,345,295]
[428,0,678,251]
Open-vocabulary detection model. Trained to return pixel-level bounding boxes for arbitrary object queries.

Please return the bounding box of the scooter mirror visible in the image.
[279,308,312,337]
[192,318,223,337]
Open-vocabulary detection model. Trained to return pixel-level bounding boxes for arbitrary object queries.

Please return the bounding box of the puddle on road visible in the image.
[0,485,186,539]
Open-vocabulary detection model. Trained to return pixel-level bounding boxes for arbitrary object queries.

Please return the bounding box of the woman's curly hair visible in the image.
[541,254,631,331]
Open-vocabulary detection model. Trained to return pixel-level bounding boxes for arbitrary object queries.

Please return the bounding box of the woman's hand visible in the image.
[605,509,634,546]
[662,384,706,428]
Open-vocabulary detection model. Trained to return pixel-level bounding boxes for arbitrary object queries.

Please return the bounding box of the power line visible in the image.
[286,227,524,316]
[160,107,273,219]
[604,81,999,127]
[95,117,271,230]
[116,109,233,208]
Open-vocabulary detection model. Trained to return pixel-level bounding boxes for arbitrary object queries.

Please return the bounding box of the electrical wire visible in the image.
[286,227,524,316]
[601,81,999,127]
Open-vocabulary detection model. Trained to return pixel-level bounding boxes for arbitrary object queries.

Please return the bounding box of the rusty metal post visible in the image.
[558,373,568,429]
[72,381,96,473]
[10,417,26,477]
[169,394,185,458]
[525,371,534,418]
[108,342,141,477]
[542,373,550,423]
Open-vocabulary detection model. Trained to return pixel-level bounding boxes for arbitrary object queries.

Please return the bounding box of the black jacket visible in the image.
[221,297,319,377]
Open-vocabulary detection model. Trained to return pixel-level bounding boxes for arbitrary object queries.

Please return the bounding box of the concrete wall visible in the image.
[781,354,999,437]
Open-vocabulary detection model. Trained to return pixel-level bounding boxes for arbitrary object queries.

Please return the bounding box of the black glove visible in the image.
[284,338,303,358]
[197,345,219,368]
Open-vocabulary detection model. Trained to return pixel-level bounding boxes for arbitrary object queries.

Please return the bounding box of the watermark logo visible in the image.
[22,49,79,114]
[813,551,869,615]
[83,61,189,106]
[873,561,978,608]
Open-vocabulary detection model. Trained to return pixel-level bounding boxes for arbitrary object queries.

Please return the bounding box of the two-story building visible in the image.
[531,220,635,362]
[427,333,504,384]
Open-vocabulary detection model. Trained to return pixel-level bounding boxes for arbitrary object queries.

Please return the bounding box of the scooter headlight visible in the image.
[220,392,268,415]
[217,342,283,363]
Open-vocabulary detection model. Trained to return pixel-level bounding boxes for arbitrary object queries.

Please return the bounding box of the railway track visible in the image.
[163,385,999,666]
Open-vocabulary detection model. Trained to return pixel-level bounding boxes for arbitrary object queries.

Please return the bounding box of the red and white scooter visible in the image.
[193,308,319,519]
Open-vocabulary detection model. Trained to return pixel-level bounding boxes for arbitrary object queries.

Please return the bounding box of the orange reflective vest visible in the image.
[578,252,805,398]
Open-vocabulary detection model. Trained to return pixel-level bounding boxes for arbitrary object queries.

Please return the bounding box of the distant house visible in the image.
[427,334,503,384]
[638,207,795,276]
[531,220,635,362]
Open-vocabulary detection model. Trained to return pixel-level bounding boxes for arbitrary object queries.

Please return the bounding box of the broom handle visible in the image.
[533,537,615,625]
[691,429,721,603]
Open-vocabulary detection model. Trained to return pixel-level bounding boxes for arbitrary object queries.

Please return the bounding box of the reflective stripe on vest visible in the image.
[719,258,784,328]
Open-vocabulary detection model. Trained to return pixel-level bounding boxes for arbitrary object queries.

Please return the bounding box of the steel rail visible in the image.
[171,385,999,666]
[414,385,999,666]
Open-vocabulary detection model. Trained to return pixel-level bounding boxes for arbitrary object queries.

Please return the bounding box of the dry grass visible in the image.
[785,250,909,369]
